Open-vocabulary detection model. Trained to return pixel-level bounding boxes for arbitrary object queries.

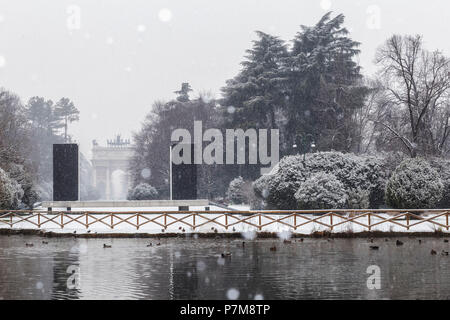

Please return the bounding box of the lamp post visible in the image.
[292,133,316,161]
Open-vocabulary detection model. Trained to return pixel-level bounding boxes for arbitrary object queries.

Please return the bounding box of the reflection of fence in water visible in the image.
[0,210,449,232]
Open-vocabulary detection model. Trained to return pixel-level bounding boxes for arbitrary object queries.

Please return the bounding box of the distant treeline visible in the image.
[128,12,450,203]
[0,92,82,208]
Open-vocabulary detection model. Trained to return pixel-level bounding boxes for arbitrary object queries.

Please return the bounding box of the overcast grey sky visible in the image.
[0,0,449,158]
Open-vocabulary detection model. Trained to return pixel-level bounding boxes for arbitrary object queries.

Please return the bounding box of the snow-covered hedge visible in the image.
[227,176,246,204]
[294,172,348,209]
[347,188,370,209]
[429,158,450,208]
[127,183,159,200]
[386,158,443,209]
[254,152,388,210]
[0,168,24,209]
[6,163,39,208]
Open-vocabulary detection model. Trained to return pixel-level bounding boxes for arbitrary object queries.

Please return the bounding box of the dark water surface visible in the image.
[1,235,450,300]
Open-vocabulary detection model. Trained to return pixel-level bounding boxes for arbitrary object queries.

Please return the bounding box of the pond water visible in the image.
[1,235,450,300]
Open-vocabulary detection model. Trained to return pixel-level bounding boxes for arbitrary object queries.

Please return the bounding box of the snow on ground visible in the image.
[1,205,449,235]
[228,204,251,211]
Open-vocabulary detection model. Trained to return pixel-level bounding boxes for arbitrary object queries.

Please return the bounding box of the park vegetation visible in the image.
[129,12,450,210]
[1,12,450,210]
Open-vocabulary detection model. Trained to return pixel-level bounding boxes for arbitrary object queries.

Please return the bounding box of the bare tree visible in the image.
[352,78,391,154]
[375,35,450,157]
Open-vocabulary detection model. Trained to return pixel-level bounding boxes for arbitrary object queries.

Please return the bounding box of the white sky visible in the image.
[0,0,449,158]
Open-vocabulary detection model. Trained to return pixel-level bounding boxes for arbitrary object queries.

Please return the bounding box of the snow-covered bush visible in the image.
[6,163,39,208]
[386,158,443,209]
[0,168,24,209]
[227,176,246,204]
[294,173,348,209]
[429,158,450,208]
[259,152,388,210]
[347,188,370,209]
[127,183,158,200]
[36,180,52,202]
[253,175,270,199]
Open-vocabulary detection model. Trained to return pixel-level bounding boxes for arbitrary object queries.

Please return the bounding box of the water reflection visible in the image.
[1,235,450,300]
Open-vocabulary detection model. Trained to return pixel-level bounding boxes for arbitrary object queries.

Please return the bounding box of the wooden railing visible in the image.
[0,209,449,232]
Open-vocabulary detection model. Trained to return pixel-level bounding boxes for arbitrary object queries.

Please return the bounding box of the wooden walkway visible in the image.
[0,209,449,232]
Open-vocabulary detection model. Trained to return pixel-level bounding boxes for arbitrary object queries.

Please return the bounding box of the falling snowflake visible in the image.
[158,8,172,22]
[137,24,146,33]
[241,230,257,240]
[227,106,236,114]
[196,261,206,272]
[226,288,240,300]
[141,168,151,179]
[277,230,292,241]
[254,294,264,300]
[217,257,225,266]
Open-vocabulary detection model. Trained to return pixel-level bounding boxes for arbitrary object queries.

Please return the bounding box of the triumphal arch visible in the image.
[91,135,134,200]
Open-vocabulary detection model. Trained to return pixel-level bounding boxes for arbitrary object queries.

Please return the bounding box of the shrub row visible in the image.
[251,152,449,210]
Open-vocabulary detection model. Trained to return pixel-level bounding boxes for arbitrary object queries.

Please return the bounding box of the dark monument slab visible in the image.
[53,144,79,201]
[171,143,197,200]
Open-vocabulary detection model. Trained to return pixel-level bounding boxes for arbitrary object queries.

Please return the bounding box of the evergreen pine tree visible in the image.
[221,31,288,131]
[54,97,79,142]
[284,12,367,152]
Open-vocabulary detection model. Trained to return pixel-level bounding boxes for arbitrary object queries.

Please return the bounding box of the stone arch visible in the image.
[91,136,134,200]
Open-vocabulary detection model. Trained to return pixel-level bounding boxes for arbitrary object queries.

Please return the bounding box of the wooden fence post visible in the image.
[447,212,449,231]
[407,213,410,231]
